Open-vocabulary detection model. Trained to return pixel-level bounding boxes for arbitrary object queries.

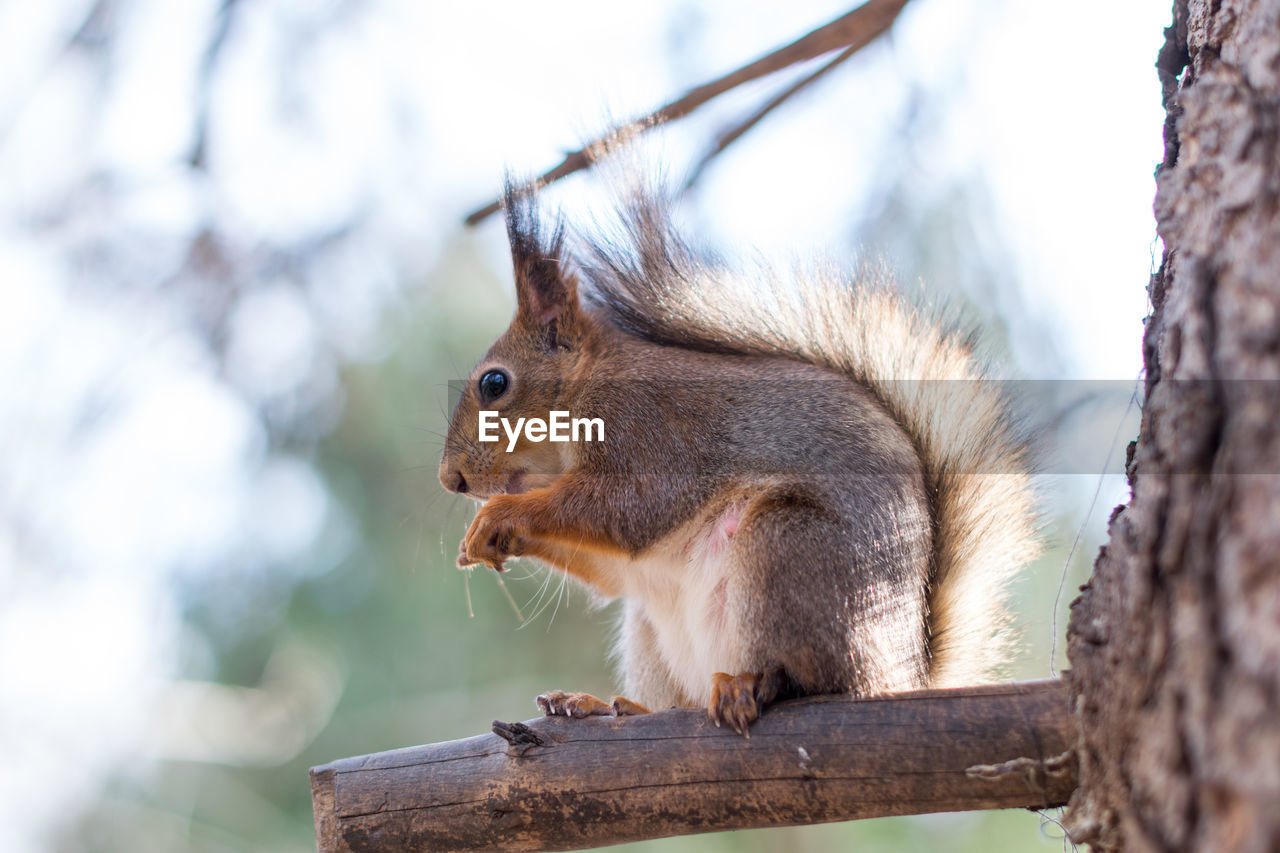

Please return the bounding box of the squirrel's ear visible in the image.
[504,181,579,332]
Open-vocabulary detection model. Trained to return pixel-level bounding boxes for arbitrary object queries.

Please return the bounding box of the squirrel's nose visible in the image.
[440,464,468,494]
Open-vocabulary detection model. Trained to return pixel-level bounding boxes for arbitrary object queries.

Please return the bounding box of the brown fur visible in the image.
[440,181,1040,731]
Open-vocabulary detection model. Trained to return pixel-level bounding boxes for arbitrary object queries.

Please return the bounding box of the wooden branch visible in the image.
[463,0,911,226]
[310,679,1075,852]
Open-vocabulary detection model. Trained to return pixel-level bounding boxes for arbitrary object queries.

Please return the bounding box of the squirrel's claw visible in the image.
[536,690,614,718]
[455,550,503,571]
[456,538,506,572]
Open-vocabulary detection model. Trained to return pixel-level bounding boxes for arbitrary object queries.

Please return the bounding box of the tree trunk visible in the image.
[1065,1,1280,851]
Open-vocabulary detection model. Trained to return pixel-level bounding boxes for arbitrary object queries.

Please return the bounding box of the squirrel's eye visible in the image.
[477,369,509,403]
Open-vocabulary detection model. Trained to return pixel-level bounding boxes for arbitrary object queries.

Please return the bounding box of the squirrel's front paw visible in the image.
[458,497,525,571]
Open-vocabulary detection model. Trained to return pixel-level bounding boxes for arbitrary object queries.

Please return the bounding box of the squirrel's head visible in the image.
[439,187,595,500]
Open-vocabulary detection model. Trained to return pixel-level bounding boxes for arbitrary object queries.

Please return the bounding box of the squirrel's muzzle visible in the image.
[440,461,468,495]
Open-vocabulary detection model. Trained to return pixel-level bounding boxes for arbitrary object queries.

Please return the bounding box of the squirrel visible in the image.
[440,179,1040,735]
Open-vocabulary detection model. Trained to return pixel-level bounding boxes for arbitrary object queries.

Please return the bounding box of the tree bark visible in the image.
[1065,1,1280,851]
[311,680,1074,852]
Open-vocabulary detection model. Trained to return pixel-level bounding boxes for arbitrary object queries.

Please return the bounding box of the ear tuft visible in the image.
[504,179,576,326]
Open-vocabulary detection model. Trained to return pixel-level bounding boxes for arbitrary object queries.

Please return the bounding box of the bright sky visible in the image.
[0,0,1168,848]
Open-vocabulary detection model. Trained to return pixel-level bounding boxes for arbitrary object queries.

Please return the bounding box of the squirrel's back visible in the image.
[578,191,1040,687]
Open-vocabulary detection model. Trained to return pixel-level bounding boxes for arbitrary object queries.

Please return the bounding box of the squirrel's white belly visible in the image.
[621,499,752,707]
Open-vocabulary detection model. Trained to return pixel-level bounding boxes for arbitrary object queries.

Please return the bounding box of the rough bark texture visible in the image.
[311,681,1074,852]
[1065,1,1280,851]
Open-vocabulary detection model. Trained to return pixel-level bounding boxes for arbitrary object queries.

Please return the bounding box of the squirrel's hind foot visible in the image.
[708,669,787,737]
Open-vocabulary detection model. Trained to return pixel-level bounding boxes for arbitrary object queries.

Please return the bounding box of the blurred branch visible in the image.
[310,679,1074,852]
[0,0,112,146]
[463,0,912,226]
[68,0,114,50]
[189,0,243,170]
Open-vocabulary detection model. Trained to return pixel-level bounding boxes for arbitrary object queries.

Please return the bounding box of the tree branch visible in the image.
[463,0,911,226]
[310,679,1074,852]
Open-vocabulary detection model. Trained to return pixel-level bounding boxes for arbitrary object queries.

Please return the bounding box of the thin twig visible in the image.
[683,42,863,192]
[464,0,911,225]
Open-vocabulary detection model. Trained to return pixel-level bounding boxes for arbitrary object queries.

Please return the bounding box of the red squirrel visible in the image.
[440,181,1039,734]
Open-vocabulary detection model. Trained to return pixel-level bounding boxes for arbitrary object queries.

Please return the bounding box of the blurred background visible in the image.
[0,0,1166,850]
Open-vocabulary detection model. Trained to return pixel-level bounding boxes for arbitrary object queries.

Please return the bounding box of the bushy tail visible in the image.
[578,192,1041,686]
